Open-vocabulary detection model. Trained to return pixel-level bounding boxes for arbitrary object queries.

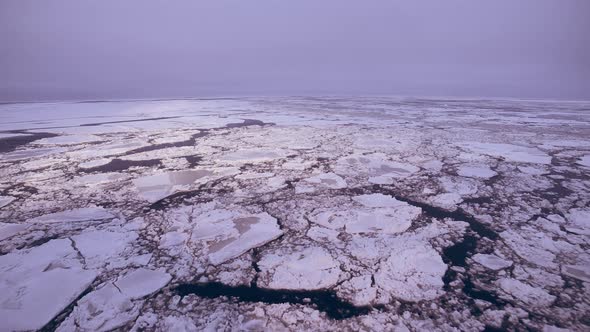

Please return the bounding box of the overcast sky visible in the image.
[1,0,589,102]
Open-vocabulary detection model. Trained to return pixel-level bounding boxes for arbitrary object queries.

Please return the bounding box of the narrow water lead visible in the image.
[175,282,382,320]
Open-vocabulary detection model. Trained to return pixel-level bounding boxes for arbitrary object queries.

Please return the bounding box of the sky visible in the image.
[1,0,589,102]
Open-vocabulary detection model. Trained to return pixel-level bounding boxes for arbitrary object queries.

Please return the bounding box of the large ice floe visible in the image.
[0,97,589,331]
[0,239,97,331]
[188,208,283,265]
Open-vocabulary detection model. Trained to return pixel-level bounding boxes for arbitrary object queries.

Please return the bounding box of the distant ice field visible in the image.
[0,97,589,331]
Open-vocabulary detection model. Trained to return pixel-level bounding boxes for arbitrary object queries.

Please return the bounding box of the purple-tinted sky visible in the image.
[1,0,589,101]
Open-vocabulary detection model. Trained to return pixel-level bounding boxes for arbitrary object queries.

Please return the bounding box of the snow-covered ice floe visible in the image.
[0,239,97,331]
[189,208,283,265]
[0,97,589,331]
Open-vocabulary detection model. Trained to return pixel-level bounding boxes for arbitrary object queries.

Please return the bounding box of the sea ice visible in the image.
[561,265,590,283]
[0,222,29,241]
[428,193,463,210]
[258,247,341,290]
[310,203,420,234]
[71,229,139,269]
[57,282,139,332]
[336,154,420,178]
[0,239,97,331]
[577,155,590,168]
[133,170,213,202]
[462,142,551,164]
[115,268,172,299]
[36,134,102,145]
[79,158,111,169]
[75,172,128,186]
[190,210,283,265]
[498,278,556,307]
[28,207,115,223]
[352,193,407,208]
[304,172,347,189]
[472,253,513,270]
[220,149,284,163]
[375,243,447,302]
[0,195,15,209]
[565,208,590,235]
[457,164,497,179]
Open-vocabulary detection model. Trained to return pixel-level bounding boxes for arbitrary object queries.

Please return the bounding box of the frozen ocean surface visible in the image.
[0,97,589,331]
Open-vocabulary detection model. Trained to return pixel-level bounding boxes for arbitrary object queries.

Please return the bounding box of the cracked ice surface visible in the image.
[0,239,97,331]
[0,97,589,331]
[186,206,283,265]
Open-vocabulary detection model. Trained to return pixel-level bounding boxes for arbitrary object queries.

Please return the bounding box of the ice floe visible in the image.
[375,243,447,302]
[309,199,420,234]
[498,278,556,307]
[133,169,213,202]
[59,268,170,331]
[28,207,115,223]
[0,195,15,209]
[189,209,283,265]
[565,208,590,235]
[0,222,29,241]
[71,228,139,269]
[0,239,97,331]
[472,253,512,270]
[462,142,552,164]
[258,247,341,290]
[561,265,590,283]
[304,172,347,189]
[36,134,102,145]
[457,164,497,179]
[576,155,590,167]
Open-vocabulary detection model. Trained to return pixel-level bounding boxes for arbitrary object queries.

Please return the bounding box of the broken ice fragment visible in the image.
[374,243,446,302]
[133,169,213,202]
[0,195,15,209]
[565,208,590,235]
[457,164,497,179]
[462,142,551,164]
[352,193,406,208]
[0,239,97,331]
[190,210,283,265]
[561,265,590,283]
[0,222,29,241]
[577,155,590,168]
[497,278,555,307]
[115,268,172,299]
[71,229,139,269]
[28,207,115,223]
[472,253,512,270]
[258,247,341,290]
[304,172,347,189]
